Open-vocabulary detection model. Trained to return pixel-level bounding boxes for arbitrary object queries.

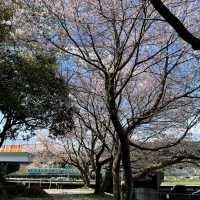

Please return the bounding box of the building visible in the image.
[0,144,32,175]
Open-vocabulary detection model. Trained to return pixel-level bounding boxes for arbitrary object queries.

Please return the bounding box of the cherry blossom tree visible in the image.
[17,0,200,199]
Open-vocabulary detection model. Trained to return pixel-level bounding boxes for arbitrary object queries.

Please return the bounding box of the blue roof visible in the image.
[28,167,80,175]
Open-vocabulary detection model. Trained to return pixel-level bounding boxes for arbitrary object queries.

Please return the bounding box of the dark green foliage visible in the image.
[0,2,73,145]
[0,53,73,145]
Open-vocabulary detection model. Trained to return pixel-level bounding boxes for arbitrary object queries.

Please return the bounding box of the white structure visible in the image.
[0,152,32,163]
[0,145,32,163]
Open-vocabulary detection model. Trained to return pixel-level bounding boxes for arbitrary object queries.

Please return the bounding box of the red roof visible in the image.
[0,145,25,153]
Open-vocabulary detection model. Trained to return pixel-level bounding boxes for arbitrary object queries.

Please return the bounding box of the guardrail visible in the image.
[6,177,95,189]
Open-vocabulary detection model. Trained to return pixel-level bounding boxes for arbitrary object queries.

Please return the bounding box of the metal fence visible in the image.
[159,192,200,200]
[135,191,200,200]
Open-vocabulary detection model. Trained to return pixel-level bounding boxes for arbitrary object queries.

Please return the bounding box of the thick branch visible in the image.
[149,0,200,50]
[133,154,200,179]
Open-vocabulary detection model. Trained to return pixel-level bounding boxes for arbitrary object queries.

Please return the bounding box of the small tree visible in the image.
[0,1,73,146]
[0,53,73,146]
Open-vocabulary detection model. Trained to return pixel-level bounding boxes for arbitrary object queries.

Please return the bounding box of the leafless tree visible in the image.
[37,131,91,186]
[37,112,112,189]
[72,77,114,193]
[17,0,200,199]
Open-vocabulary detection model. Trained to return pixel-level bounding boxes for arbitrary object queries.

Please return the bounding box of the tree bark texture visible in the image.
[106,76,134,200]
[94,165,102,194]
[112,141,121,200]
[80,166,90,187]
[101,162,113,193]
[120,137,134,200]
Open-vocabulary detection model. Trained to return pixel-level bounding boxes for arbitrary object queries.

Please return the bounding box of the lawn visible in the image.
[161,178,200,186]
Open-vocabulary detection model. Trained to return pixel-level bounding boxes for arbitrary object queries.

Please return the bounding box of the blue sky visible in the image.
[3,129,49,145]
[3,123,200,146]
[191,124,200,140]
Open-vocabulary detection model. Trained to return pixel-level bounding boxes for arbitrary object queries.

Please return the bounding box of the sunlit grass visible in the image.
[45,188,113,200]
[161,178,200,186]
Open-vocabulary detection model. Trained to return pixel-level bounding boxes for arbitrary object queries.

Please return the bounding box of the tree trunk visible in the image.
[101,162,113,193]
[94,165,102,194]
[105,76,134,200]
[80,166,90,188]
[0,130,6,147]
[0,138,4,148]
[112,141,121,200]
[120,137,134,200]
[82,173,90,187]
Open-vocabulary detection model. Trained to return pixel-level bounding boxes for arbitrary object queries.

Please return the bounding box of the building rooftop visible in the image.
[0,144,26,153]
